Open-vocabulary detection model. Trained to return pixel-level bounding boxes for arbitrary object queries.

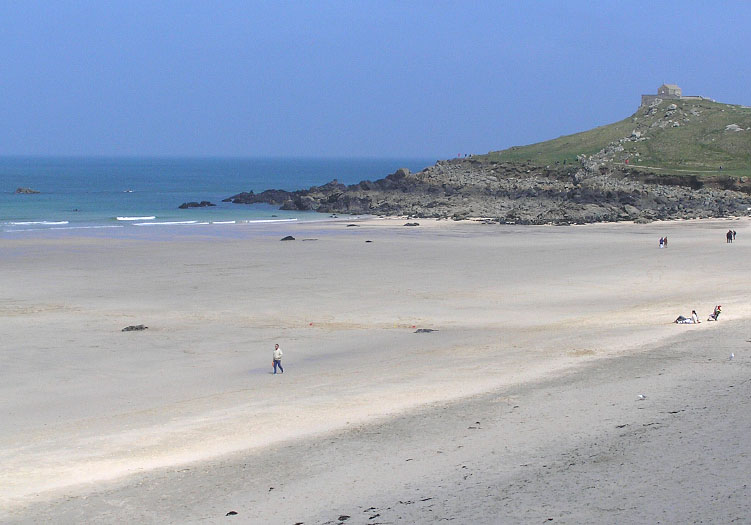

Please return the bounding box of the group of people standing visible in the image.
[663,230,739,246]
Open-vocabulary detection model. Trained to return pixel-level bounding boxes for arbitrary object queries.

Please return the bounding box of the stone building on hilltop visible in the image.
[658,84,682,98]
[641,84,706,106]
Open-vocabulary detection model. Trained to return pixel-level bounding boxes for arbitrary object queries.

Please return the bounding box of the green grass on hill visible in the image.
[481,99,751,177]
[483,115,637,165]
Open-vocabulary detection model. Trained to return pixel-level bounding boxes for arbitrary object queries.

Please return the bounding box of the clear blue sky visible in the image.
[2,1,750,158]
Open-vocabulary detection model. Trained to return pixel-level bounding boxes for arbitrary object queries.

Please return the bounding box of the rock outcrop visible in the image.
[122,324,148,332]
[178,201,216,209]
[222,159,751,225]
[15,187,40,194]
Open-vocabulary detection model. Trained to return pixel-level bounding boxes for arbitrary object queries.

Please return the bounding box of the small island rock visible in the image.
[178,201,216,209]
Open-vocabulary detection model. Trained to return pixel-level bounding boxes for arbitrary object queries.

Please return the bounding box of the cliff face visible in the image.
[224,159,751,225]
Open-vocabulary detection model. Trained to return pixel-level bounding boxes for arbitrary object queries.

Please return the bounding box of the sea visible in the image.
[0,157,434,237]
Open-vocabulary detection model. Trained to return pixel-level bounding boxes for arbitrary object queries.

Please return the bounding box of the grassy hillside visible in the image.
[482,99,751,177]
[484,115,637,165]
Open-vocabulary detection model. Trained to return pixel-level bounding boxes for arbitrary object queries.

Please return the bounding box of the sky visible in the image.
[1,1,750,158]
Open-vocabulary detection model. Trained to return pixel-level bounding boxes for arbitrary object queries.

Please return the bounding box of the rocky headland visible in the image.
[222,97,751,224]
[223,159,751,225]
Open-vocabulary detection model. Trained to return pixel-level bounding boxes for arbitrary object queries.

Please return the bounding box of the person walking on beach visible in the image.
[272,344,284,374]
[727,230,733,243]
[733,230,737,241]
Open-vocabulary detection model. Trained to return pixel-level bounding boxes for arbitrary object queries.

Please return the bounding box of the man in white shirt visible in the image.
[273,344,284,374]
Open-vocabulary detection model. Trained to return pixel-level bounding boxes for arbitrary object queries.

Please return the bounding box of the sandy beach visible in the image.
[2,217,750,524]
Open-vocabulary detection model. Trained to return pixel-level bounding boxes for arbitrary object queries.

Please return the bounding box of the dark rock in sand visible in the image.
[15,187,40,194]
[280,235,295,241]
[225,511,238,516]
[122,324,148,332]
[346,224,359,227]
[404,222,420,226]
[414,328,438,333]
[178,201,216,209]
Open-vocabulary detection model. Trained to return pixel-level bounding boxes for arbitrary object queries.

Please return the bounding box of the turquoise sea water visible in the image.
[0,157,433,235]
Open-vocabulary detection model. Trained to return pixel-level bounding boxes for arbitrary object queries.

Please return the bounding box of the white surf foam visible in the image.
[116,216,156,221]
[133,221,198,226]
[241,218,299,224]
[5,225,124,233]
[7,221,69,226]
[49,225,124,231]
[211,221,237,224]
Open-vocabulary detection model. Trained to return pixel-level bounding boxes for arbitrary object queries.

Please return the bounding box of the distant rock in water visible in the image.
[179,201,216,209]
[280,235,295,241]
[15,187,40,194]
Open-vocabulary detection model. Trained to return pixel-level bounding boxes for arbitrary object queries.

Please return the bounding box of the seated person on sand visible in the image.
[675,310,700,324]
[707,305,722,321]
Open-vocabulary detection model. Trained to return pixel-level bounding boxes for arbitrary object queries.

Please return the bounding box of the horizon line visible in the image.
[0,153,445,161]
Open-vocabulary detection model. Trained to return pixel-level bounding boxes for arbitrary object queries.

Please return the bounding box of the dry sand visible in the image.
[1,217,750,523]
